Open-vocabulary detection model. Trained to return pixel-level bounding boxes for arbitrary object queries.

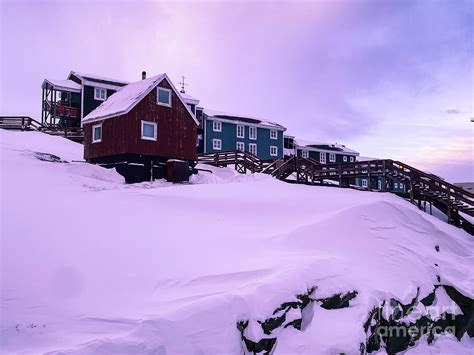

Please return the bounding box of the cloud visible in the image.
[444,109,463,115]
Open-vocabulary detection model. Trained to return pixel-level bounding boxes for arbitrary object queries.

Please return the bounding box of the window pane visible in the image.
[143,123,155,138]
[158,89,170,104]
[94,126,101,140]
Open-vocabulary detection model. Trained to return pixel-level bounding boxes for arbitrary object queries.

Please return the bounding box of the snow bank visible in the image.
[0,130,473,354]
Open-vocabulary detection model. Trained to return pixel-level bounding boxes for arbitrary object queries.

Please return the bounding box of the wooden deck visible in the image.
[0,116,84,143]
[198,152,474,234]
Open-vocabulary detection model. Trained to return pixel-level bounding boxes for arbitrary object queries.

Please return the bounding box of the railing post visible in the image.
[234,151,238,171]
[382,160,386,192]
[338,164,342,187]
[447,188,452,224]
[367,163,371,191]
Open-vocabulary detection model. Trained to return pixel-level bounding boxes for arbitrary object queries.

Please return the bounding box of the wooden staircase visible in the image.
[0,116,84,143]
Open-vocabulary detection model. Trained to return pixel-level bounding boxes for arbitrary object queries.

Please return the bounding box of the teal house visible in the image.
[200,109,286,160]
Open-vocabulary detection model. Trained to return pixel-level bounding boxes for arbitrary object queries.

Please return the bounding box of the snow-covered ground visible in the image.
[0,130,473,354]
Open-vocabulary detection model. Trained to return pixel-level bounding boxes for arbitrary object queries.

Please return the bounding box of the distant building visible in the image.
[41,71,128,127]
[82,73,198,183]
[201,109,286,160]
[454,182,474,192]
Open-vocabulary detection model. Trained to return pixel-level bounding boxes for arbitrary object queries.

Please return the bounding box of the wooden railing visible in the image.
[198,151,265,173]
[0,116,84,143]
[0,116,43,131]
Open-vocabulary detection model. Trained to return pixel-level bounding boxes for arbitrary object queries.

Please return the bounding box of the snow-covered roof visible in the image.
[180,92,200,105]
[294,138,359,155]
[203,108,286,130]
[68,71,129,86]
[82,74,199,125]
[42,79,82,92]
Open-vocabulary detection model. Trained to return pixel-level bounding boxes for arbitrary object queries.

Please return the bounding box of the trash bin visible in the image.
[166,159,190,182]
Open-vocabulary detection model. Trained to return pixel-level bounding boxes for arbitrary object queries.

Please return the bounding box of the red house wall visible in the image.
[83,79,197,161]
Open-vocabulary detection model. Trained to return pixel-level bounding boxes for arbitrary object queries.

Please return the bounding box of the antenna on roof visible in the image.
[179,76,187,94]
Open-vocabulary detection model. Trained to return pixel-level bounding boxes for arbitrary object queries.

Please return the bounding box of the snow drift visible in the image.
[0,130,473,354]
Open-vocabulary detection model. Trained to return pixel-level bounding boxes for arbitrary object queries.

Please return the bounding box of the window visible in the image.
[329,152,336,162]
[378,180,382,190]
[213,121,222,132]
[141,121,157,140]
[270,130,278,140]
[343,156,347,162]
[394,182,399,189]
[157,87,172,107]
[400,183,404,189]
[249,143,257,155]
[236,141,245,151]
[94,87,106,101]
[350,156,354,162]
[249,126,257,140]
[270,146,278,157]
[92,123,102,143]
[320,152,326,163]
[213,139,222,150]
[362,179,368,188]
[302,150,309,158]
[237,125,245,138]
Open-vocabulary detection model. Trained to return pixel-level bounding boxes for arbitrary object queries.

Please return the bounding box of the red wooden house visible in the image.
[82,73,199,183]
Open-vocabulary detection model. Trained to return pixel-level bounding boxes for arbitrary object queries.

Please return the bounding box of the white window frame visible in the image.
[343,156,347,162]
[157,87,172,107]
[236,125,245,138]
[270,146,278,157]
[320,152,326,163]
[236,141,245,151]
[350,156,354,162]
[213,121,222,132]
[213,139,222,150]
[249,126,257,140]
[270,129,278,140]
[302,150,309,158]
[329,152,336,162]
[249,143,257,155]
[141,120,157,141]
[362,179,368,188]
[92,123,102,143]
[94,87,107,101]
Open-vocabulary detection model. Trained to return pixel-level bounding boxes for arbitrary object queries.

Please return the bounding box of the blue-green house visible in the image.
[201,109,286,160]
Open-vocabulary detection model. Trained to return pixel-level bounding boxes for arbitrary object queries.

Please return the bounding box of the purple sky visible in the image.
[1,0,472,181]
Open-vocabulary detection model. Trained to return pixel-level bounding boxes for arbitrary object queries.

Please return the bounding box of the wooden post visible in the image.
[447,188,452,224]
[367,163,371,191]
[338,164,342,188]
[429,202,432,215]
[150,159,154,182]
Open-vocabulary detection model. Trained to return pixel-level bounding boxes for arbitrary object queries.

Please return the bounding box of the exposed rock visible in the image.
[34,152,68,163]
[317,290,358,310]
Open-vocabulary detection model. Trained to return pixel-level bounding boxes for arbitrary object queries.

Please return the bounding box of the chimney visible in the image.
[142,71,146,80]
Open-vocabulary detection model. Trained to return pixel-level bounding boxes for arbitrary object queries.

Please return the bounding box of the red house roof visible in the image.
[82,74,198,125]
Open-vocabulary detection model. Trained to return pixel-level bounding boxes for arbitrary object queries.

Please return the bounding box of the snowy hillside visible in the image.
[1,130,473,354]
